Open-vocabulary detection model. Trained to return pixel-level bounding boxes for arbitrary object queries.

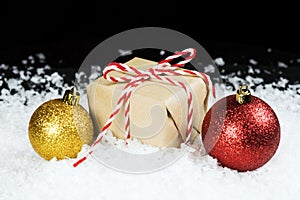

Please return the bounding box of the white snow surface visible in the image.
[0,64,300,200]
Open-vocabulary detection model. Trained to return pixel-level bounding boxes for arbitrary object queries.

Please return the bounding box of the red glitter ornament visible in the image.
[201,85,280,172]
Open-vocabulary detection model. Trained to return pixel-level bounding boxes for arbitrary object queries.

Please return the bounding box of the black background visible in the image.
[1,2,300,80]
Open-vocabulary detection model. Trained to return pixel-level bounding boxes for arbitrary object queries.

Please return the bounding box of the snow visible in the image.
[254,68,261,74]
[214,58,225,66]
[204,64,215,73]
[264,69,272,75]
[0,64,8,70]
[249,59,258,65]
[0,55,300,200]
[118,49,132,56]
[35,53,46,60]
[278,61,288,68]
[248,65,255,74]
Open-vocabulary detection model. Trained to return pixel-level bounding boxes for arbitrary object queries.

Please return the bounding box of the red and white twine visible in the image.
[73,48,216,167]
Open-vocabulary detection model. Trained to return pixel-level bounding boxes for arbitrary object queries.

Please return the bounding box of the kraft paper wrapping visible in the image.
[87,57,209,148]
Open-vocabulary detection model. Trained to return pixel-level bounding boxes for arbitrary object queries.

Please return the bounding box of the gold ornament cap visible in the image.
[63,87,80,106]
[236,84,252,104]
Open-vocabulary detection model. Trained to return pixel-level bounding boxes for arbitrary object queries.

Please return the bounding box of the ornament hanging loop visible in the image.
[236,84,251,104]
[63,87,80,106]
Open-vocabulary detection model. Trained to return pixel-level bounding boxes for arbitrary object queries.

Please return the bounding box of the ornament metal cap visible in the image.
[236,84,251,104]
[63,87,80,106]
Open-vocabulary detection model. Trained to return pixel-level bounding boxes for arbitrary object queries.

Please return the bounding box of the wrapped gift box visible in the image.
[87,57,209,148]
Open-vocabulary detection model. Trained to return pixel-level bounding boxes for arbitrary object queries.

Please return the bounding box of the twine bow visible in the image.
[73,48,215,167]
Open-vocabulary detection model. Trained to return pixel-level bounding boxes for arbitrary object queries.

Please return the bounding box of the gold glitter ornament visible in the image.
[28,87,94,160]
